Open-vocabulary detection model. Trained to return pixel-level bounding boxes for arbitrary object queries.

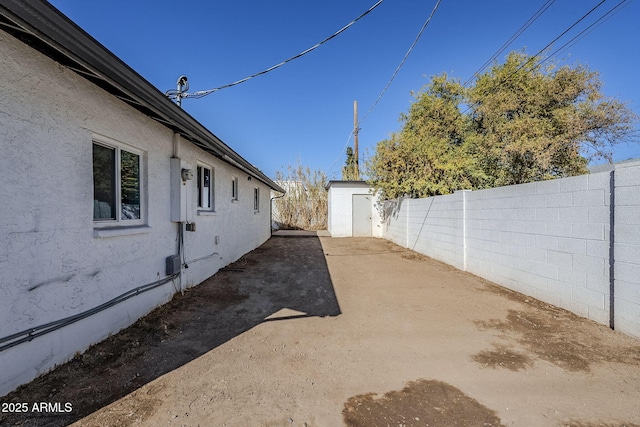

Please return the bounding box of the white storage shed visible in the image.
[326,181,382,238]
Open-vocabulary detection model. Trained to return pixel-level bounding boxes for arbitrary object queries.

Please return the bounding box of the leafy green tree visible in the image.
[368,75,484,198]
[342,146,359,180]
[368,51,637,198]
[468,51,635,186]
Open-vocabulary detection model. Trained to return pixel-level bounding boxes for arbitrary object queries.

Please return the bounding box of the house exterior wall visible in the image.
[381,169,640,339]
[0,32,271,396]
[327,182,382,238]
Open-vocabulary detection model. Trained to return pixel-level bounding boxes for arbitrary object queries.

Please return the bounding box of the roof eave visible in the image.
[0,0,284,193]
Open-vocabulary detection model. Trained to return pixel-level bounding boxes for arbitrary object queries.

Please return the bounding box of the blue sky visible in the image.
[49,0,639,180]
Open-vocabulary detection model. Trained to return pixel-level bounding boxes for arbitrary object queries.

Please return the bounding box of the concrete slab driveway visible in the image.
[2,234,640,426]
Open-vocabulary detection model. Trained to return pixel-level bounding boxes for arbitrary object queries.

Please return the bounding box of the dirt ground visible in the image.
[2,234,640,426]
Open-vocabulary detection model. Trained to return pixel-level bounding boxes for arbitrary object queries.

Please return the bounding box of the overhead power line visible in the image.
[166,0,385,103]
[461,0,610,114]
[525,0,607,66]
[359,0,443,127]
[326,130,357,180]
[327,0,443,178]
[539,0,632,67]
[462,0,557,88]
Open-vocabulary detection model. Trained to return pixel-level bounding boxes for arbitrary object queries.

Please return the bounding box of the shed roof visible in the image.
[0,0,285,194]
[325,180,372,190]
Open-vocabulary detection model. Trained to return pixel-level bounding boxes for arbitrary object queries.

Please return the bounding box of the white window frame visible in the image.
[92,135,145,228]
[231,176,239,202]
[253,187,260,213]
[197,163,215,212]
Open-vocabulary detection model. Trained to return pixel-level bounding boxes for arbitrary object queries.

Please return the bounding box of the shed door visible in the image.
[352,194,372,237]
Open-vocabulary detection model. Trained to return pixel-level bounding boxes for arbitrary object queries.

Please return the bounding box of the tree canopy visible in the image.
[367,51,637,199]
[342,146,359,180]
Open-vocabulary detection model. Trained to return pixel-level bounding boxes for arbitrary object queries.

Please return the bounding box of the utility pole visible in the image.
[353,100,360,180]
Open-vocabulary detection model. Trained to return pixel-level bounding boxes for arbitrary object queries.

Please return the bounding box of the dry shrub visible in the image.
[273,163,327,230]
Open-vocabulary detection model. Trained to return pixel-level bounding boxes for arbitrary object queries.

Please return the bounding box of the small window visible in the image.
[93,140,142,224]
[231,177,239,201]
[253,188,260,212]
[197,164,214,210]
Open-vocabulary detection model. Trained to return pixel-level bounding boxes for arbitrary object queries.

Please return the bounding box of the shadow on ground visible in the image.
[0,234,340,427]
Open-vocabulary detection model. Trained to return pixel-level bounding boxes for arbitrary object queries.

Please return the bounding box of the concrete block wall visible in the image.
[385,193,465,270]
[464,174,611,325]
[381,168,640,339]
[613,164,640,335]
[383,198,409,247]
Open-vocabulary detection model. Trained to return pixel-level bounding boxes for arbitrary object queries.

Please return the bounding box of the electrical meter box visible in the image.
[170,157,187,222]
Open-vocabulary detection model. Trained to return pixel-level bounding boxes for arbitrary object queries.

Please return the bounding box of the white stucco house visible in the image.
[326,181,382,237]
[0,0,284,396]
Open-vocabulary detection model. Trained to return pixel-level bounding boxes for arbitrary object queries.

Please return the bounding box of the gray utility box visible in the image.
[166,255,181,275]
